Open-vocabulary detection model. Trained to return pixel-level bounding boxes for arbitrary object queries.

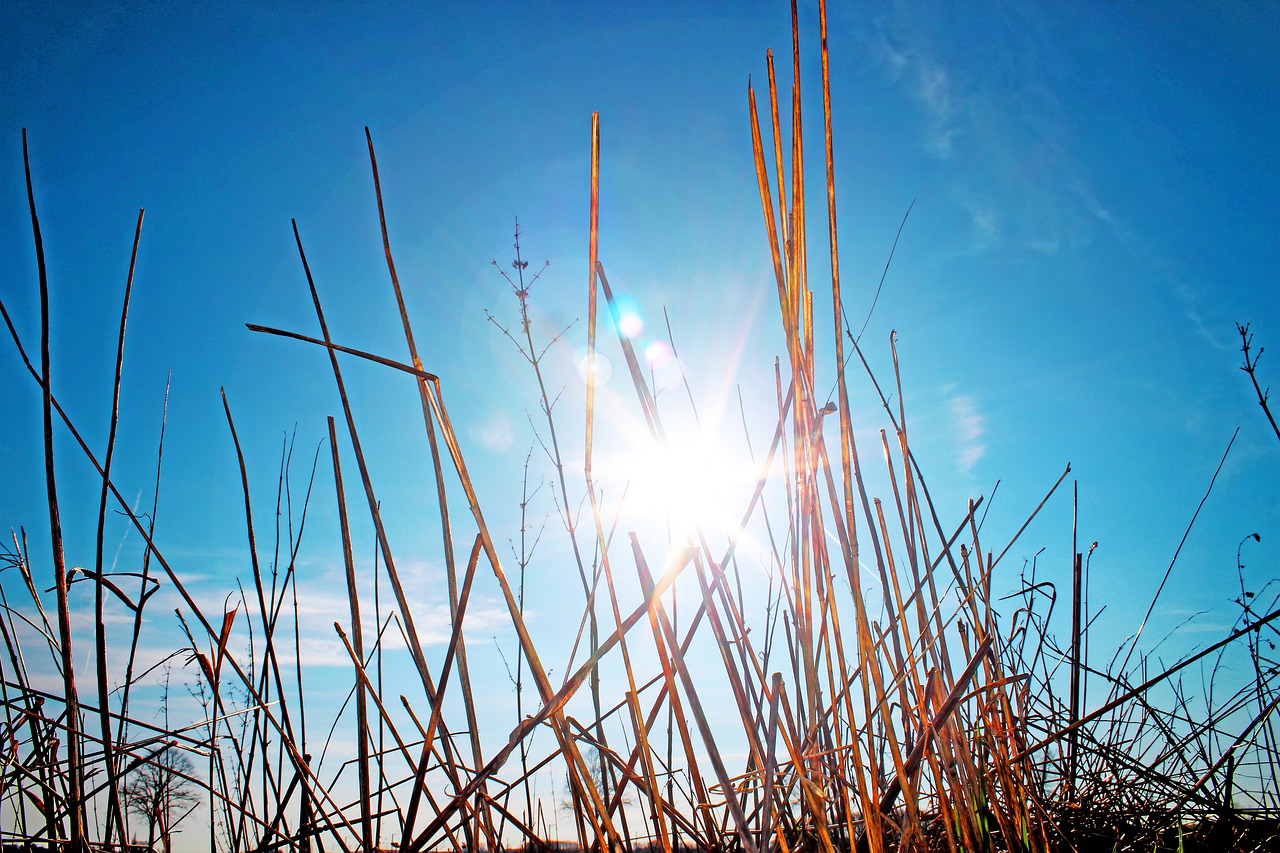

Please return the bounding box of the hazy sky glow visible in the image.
[2,2,1278,849]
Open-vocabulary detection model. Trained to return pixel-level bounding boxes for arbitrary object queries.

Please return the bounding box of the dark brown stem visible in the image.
[1238,322,1280,443]
[24,127,85,853]
[328,418,373,853]
[93,207,144,848]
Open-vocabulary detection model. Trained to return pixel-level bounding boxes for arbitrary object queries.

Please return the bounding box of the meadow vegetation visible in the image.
[3,4,1278,852]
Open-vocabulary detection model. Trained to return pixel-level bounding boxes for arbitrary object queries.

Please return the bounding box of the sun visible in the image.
[614,428,759,545]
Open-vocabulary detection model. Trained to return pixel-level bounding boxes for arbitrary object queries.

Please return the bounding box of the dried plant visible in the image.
[2,5,1278,853]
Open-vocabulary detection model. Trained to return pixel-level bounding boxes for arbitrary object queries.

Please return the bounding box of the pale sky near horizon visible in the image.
[2,1,1278,848]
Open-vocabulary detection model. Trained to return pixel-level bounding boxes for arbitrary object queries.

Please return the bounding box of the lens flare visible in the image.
[609,293,644,339]
[617,311,643,339]
[644,340,673,366]
[577,352,612,385]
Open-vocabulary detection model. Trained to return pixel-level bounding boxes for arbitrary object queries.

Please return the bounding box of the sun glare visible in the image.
[618,430,757,543]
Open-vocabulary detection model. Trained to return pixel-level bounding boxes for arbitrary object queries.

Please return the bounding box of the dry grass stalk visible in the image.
[3,3,1280,852]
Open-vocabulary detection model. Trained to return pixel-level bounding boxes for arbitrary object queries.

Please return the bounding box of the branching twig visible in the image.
[1238,322,1280,443]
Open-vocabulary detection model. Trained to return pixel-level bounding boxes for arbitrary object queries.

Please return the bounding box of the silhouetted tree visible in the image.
[123,746,199,853]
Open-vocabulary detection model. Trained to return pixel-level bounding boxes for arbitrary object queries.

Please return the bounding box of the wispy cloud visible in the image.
[284,558,513,666]
[874,31,962,158]
[947,393,987,474]
[868,6,1104,259]
[472,408,515,452]
[867,4,1256,362]
[1068,178,1234,353]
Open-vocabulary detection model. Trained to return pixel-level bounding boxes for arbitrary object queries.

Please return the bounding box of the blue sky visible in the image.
[2,0,1278,847]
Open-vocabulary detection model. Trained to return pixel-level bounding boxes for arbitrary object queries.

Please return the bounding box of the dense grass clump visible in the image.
[2,5,1277,853]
